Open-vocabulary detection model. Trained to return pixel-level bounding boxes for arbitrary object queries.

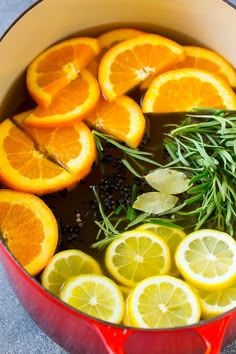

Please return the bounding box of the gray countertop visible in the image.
[1,1,236,353]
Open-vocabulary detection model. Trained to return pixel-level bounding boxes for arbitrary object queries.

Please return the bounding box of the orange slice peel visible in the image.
[98,28,145,49]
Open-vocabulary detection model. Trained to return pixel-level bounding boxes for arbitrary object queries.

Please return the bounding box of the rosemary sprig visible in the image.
[91,185,182,249]
[161,110,236,235]
[92,130,161,176]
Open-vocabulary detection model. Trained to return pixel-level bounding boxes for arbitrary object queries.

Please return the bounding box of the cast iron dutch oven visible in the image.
[0,0,236,353]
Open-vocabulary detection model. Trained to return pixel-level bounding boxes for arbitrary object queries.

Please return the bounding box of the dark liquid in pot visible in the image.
[40,111,187,270]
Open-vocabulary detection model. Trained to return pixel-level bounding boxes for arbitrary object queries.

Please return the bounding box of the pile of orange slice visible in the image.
[0,27,235,196]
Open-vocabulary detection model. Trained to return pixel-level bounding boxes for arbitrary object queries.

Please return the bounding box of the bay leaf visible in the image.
[132,192,178,214]
[145,168,190,194]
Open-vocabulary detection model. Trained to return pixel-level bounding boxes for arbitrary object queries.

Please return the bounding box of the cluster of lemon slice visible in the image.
[42,226,236,328]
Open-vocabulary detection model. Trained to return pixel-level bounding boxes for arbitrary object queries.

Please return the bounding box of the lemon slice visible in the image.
[105,229,171,287]
[127,275,201,328]
[175,229,236,291]
[119,285,132,326]
[60,274,125,324]
[194,279,236,319]
[123,310,132,327]
[137,223,186,276]
[122,294,133,327]
[41,249,102,296]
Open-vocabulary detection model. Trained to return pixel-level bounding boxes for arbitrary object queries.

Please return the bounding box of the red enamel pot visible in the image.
[1,1,236,353]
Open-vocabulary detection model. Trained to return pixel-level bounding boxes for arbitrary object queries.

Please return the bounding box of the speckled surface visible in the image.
[1,1,236,353]
[0,265,67,354]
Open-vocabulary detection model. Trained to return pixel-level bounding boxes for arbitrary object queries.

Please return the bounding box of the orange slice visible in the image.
[173,46,236,87]
[0,189,58,276]
[13,111,97,180]
[98,28,145,49]
[98,34,185,101]
[0,119,76,195]
[24,70,100,128]
[26,37,100,107]
[87,28,144,77]
[84,95,146,148]
[142,68,236,113]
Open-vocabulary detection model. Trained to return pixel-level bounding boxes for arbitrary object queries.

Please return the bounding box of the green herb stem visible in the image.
[92,130,161,177]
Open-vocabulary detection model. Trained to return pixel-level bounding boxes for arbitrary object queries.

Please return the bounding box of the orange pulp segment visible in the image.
[142,68,236,113]
[173,46,236,87]
[26,37,100,107]
[98,33,185,101]
[0,189,58,276]
[24,70,100,127]
[87,28,144,77]
[13,111,97,180]
[0,119,76,195]
[84,95,146,148]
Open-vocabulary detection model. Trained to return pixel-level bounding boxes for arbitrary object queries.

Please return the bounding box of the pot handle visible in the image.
[94,314,232,354]
[93,321,132,354]
[194,314,231,354]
